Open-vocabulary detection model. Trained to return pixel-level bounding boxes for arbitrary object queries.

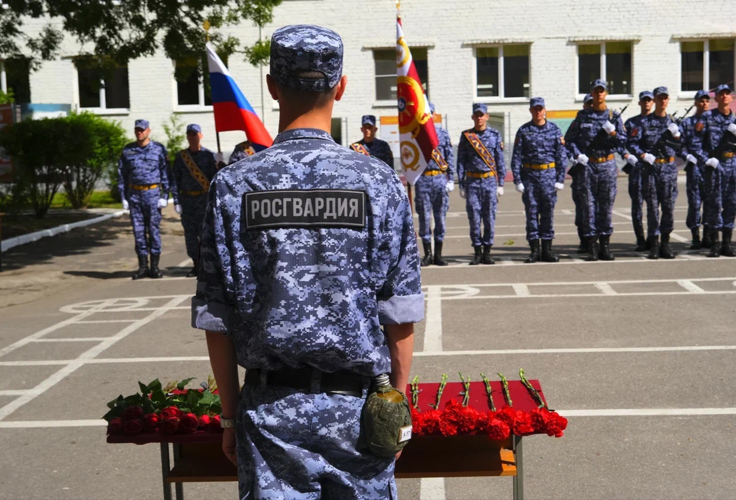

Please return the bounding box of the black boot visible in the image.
[701,229,712,249]
[482,245,495,265]
[469,246,483,265]
[707,230,720,258]
[433,240,448,266]
[586,237,599,262]
[689,227,701,250]
[647,236,660,260]
[635,228,647,252]
[541,239,559,263]
[132,255,149,280]
[598,235,615,261]
[721,229,735,257]
[187,261,198,278]
[525,239,540,264]
[149,254,163,279]
[421,241,433,267]
[660,233,676,259]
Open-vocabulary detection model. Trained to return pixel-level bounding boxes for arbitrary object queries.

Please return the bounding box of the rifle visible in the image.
[677,105,695,125]
[587,105,628,153]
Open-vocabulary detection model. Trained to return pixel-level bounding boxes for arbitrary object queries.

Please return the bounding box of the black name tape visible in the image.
[243,189,367,230]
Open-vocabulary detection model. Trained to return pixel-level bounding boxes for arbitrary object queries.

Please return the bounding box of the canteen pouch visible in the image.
[357,381,413,458]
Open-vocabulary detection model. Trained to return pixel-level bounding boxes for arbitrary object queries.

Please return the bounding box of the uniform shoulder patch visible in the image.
[500,141,504,150]
[243,189,367,230]
[695,122,704,132]
[630,127,638,138]
[560,136,566,146]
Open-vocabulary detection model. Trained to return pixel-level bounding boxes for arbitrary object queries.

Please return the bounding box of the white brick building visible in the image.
[2,0,735,163]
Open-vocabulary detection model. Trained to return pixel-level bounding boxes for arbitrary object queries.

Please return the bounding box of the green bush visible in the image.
[162,114,186,165]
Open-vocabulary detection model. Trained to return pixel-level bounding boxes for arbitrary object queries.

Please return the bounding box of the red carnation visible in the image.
[160,406,183,420]
[123,419,143,436]
[197,415,211,428]
[209,415,223,432]
[545,412,568,438]
[512,411,535,436]
[142,413,160,433]
[531,408,552,433]
[495,407,518,427]
[120,405,144,421]
[107,418,123,436]
[160,417,180,434]
[417,409,441,435]
[180,412,199,434]
[486,416,510,441]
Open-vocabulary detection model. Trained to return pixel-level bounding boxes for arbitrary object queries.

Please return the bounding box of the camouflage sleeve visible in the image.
[608,116,626,154]
[554,128,567,184]
[693,120,711,164]
[376,177,424,325]
[159,145,172,201]
[172,153,183,200]
[565,116,582,159]
[494,135,506,187]
[385,142,395,170]
[191,178,240,334]
[456,133,468,188]
[441,129,454,181]
[510,128,523,185]
[626,120,645,159]
[117,153,127,202]
[228,147,245,165]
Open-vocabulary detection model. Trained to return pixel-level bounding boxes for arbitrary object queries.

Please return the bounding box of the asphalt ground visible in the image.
[1,177,735,500]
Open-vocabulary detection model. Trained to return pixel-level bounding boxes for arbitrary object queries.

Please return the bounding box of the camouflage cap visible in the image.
[134,119,150,130]
[270,25,343,92]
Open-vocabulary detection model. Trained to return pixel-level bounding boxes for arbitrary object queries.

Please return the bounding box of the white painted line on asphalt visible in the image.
[512,284,530,297]
[419,478,446,500]
[677,280,706,293]
[444,229,694,239]
[669,232,689,243]
[87,356,210,364]
[558,408,736,417]
[500,258,516,266]
[177,259,192,268]
[448,290,736,300]
[423,255,711,269]
[446,277,736,288]
[0,390,31,396]
[561,209,573,215]
[413,345,736,357]
[612,210,632,221]
[594,283,618,295]
[29,338,109,343]
[423,286,443,353]
[679,253,700,260]
[0,360,70,367]
[0,420,107,428]
[76,320,138,324]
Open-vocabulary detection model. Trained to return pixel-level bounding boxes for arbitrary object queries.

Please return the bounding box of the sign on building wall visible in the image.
[0,105,15,183]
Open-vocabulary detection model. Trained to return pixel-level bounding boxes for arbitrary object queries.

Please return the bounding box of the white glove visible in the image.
[626,155,638,166]
[602,121,616,135]
[445,180,455,193]
[577,154,589,165]
[667,123,681,138]
[706,158,720,169]
[215,152,224,163]
[158,198,168,209]
[728,123,736,136]
[554,182,564,191]
[686,154,697,165]
[122,199,129,211]
[642,153,656,165]
[174,204,182,214]
[515,183,525,194]
[496,186,504,197]
[459,188,466,199]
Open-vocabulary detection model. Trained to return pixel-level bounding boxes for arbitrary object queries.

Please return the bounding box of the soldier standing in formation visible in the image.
[457,103,506,265]
[565,79,625,261]
[567,93,594,254]
[681,90,712,250]
[511,97,567,263]
[118,119,171,280]
[195,25,422,499]
[694,84,736,257]
[627,87,686,259]
[622,90,653,251]
[171,124,218,277]
[351,115,395,169]
[415,102,454,266]
[228,139,257,165]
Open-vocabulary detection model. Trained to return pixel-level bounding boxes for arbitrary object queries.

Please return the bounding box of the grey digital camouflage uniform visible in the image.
[415,125,454,242]
[269,25,343,92]
[352,138,395,169]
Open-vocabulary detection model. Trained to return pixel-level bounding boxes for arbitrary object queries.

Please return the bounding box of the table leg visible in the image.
[173,443,184,500]
[512,435,524,500]
[160,442,172,500]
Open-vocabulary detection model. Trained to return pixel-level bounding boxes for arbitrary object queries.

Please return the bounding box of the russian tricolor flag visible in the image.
[206,43,272,151]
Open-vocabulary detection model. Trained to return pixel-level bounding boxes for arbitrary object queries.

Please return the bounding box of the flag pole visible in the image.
[203,19,222,155]
[395,1,414,214]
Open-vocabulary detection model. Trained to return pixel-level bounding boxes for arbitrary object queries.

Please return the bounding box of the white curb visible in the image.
[1,210,126,253]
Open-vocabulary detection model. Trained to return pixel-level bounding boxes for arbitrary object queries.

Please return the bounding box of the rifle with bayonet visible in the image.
[645,107,691,168]
[586,105,628,155]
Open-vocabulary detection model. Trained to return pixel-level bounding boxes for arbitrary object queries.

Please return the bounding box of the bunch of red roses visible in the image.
[106,405,224,437]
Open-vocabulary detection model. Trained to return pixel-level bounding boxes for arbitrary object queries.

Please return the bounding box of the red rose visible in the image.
[123,419,143,436]
[197,415,211,428]
[160,417,180,434]
[180,412,199,433]
[160,406,183,420]
[120,405,144,421]
[512,411,534,436]
[209,415,223,432]
[486,417,510,441]
[142,414,160,433]
[107,418,123,436]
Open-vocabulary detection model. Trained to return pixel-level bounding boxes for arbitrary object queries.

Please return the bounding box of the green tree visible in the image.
[162,114,187,165]
[0,88,14,105]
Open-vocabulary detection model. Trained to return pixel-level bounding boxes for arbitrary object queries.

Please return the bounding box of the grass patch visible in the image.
[51,190,123,209]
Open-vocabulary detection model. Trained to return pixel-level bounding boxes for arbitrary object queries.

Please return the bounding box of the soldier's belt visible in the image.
[422,170,443,176]
[465,171,494,179]
[244,366,364,396]
[723,152,735,159]
[128,184,159,191]
[654,157,675,164]
[181,189,206,196]
[522,162,555,170]
[589,154,615,164]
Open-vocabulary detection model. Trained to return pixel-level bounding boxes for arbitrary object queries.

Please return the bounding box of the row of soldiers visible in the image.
[404,79,736,266]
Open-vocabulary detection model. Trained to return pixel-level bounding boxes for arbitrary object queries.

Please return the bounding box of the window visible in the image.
[0,58,32,104]
[374,48,428,101]
[475,45,530,98]
[175,58,212,107]
[577,42,632,95]
[681,39,734,92]
[76,63,130,109]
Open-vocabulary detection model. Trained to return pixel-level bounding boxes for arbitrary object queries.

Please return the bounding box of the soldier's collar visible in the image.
[273,128,335,145]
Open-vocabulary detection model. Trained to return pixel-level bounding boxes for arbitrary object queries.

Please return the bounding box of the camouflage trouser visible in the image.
[236,385,396,500]
[520,168,557,241]
[581,160,618,237]
[642,163,678,237]
[180,194,208,261]
[570,166,585,241]
[414,174,450,242]
[685,164,704,230]
[628,164,645,235]
[703,162,736,231]
[127,188,162,256]
[464,176,497,247]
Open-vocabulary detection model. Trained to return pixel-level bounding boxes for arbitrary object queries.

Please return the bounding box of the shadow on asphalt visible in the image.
[64,270,133,280]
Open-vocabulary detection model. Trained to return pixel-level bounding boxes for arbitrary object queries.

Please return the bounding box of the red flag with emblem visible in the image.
[396,13,439,185]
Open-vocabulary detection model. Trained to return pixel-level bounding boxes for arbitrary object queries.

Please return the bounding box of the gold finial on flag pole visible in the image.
[203,20,211,42]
